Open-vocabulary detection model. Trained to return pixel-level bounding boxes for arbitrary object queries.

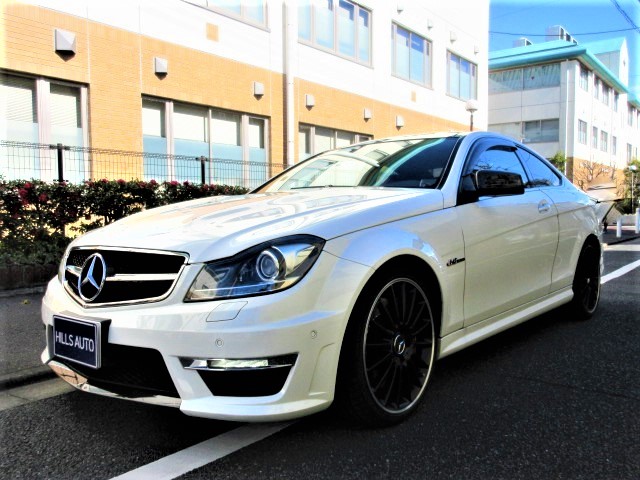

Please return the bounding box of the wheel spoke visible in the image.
[370,310,394,335]
[366,352,392,372]
[382,364,399,406]
[372,358,395,392]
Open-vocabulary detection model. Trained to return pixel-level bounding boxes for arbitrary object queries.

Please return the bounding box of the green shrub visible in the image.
[0,179,249,266]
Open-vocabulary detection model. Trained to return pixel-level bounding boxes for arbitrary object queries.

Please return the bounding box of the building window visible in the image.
[489,64,559,93]
[142,97,268,187]
[593,77,601,100]
[628,143,633,163]
[602,85,610,106]
[579,66,589,91]
[592,126,598,149]
[630,106,636,127]
[298,124,370,160]
[447,52,477,100]
[489,122,522,141]
[523,119,559,143]
[612,136,617,156]
[1,72,87,181]
[392,24,432,86]
[523,64,560,89]
[198,0,266,26]
[600,131,608,152]
[614,92,619,112]
[298,0,371,64]
[1,74,38,144]
[578,120,587,145]
[489,69,523,94]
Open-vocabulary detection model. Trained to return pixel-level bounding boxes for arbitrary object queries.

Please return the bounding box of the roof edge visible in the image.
[490,42,628,94]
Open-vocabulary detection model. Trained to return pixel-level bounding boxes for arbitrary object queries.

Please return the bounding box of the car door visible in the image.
[515,146,592,293]
[456,140,559,326]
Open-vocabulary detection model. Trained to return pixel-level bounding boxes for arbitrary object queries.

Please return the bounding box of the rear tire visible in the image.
[336,269,436,427]
[568,241,601,320]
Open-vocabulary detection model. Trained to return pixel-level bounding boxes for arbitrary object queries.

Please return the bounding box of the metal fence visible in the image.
[0,141,285,189]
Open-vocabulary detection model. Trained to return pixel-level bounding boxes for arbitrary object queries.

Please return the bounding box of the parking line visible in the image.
[602,259,640,284]
[110,421,294,480]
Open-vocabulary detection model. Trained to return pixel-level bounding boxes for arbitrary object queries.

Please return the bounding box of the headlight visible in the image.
[185,235,325,301]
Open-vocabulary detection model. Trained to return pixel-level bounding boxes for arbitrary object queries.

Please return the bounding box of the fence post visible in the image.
[49,143,70,182]
[198,156,207,185]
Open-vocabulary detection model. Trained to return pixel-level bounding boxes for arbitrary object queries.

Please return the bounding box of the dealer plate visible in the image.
[53,315,104,369]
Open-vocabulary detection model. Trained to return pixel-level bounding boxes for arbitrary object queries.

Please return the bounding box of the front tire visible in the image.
[569,241,601,320]
[337,271,436,427]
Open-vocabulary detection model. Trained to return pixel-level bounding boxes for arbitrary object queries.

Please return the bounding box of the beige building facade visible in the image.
[1,0,489,187]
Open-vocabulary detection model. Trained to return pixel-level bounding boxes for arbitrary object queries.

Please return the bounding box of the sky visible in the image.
[489,0,640,99]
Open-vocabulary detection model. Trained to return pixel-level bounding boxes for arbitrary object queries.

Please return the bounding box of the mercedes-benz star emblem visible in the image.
[78,253,107,302]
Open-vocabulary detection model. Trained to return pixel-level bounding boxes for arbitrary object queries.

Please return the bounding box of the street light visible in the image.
[465,100,478,132]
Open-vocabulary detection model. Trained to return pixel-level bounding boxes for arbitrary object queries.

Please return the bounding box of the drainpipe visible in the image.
[284,3,296,168]
[564,59,570,178]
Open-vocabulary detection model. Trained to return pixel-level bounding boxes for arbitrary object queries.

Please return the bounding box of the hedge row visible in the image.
[0,179,249,266]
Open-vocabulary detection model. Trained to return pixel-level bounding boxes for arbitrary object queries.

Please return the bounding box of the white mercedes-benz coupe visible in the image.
[42,132,601,426]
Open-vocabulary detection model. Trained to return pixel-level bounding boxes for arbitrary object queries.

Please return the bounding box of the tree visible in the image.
[620,158,640,214]
[548,151,566,174]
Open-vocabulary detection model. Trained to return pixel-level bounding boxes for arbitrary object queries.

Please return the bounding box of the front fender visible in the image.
[324,208,465,336]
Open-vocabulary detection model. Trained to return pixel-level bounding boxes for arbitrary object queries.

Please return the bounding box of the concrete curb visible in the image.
[0,365,55,391]
[0,285,46,298]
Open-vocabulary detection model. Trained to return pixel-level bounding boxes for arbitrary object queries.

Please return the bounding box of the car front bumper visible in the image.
[41,251,371,421]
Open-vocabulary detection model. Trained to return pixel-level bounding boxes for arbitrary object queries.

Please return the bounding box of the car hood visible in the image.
[73,188,444,262]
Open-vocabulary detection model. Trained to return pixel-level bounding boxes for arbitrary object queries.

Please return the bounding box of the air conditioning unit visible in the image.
[545,25,577,44]
[513,37,533,47]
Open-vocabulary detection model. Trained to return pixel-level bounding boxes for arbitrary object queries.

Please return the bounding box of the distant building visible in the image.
[489,28,640,195]
[1,0,489,186]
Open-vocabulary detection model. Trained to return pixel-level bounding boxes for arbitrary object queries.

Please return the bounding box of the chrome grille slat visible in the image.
[107,274,179,282]
[63,247,188,307]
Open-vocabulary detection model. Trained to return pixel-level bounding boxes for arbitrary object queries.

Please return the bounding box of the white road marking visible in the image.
[604,244,640,252]
[602,259,640,284]
[110,421,294,480]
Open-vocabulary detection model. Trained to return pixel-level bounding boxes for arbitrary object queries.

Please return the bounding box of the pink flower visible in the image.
[39,193,48,202]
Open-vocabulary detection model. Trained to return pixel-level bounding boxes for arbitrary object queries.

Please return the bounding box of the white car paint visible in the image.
[41,132,601,422]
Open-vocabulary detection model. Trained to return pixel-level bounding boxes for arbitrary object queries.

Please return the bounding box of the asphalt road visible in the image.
[1,239,638,480]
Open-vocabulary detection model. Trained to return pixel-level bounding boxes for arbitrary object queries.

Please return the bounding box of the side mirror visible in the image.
[473,170,525,197]
[458,169,525,205]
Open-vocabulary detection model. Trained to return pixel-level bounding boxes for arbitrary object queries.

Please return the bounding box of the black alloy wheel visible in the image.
[570,242,601,320]
[364,278,435,414]
[337,271,436,427]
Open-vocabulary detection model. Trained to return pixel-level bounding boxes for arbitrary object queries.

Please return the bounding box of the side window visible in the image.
[466,146,528,181]
[517,148,561,187]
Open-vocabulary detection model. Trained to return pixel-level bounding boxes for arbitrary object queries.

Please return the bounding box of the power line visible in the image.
[609,0,640,34]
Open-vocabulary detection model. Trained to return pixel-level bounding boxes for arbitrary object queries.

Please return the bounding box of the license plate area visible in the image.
[53,315,108,369]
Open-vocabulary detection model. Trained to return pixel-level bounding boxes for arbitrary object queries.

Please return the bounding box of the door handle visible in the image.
[538,200,551,213]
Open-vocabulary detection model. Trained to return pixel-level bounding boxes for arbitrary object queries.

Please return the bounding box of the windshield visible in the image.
[255,136,460,193]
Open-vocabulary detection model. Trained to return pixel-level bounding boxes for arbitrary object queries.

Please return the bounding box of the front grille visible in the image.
[53,340,180,399]
[64,247,188,307]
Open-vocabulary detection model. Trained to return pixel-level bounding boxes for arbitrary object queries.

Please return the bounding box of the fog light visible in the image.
[181,354,297,371]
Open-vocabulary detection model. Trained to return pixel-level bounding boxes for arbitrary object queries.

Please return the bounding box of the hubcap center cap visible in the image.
[392,334,407,355]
